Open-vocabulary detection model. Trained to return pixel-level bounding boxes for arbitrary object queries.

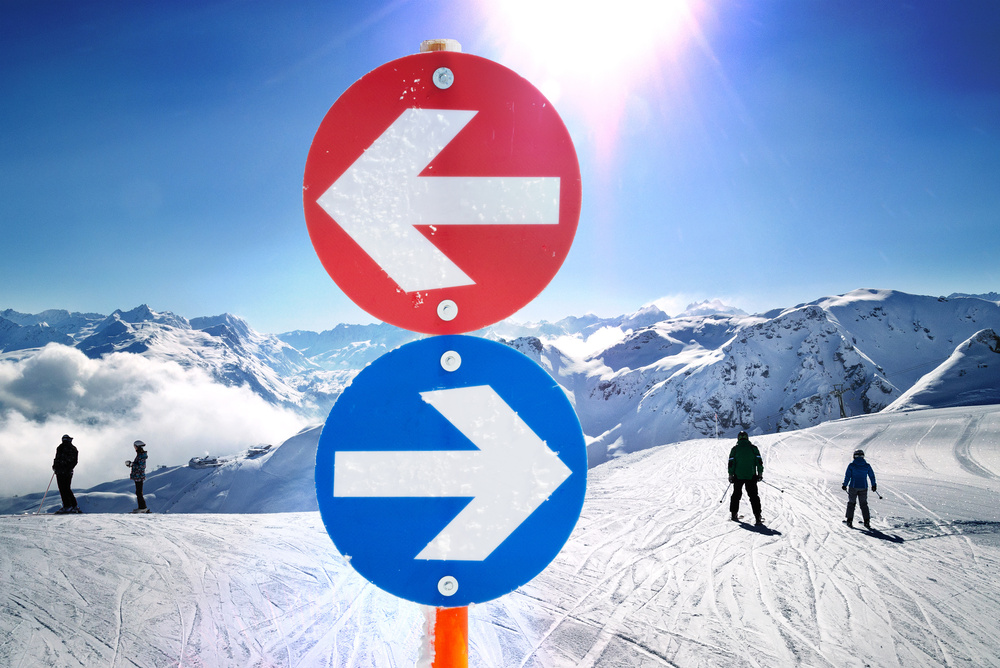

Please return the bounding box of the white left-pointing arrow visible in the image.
[316,108,561,293]
[333,384,572,561]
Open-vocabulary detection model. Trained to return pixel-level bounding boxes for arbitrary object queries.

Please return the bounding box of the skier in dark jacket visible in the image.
[126,440,149,513]
[728,431,765,525]
[843,449,877,528]
[52,434,79,513]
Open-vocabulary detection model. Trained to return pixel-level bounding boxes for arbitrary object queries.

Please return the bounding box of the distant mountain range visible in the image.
[2,289,999,465]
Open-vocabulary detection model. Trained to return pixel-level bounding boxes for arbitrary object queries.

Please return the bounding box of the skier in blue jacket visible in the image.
[842,449,877,528]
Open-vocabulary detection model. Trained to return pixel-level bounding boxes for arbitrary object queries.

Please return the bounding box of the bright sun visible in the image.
[476,0,706,159]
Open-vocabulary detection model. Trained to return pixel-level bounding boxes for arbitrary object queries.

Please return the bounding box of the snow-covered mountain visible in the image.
[3,303,997,517]
[2,289,999,474]
[507,289,1000,464]
[1,304,328,414]
[886,328,1000,411]
[0,307,106,344]
[0,309,76,351]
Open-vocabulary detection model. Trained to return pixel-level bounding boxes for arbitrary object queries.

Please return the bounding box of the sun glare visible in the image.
[489,0,693,78]
[478,0,705,160]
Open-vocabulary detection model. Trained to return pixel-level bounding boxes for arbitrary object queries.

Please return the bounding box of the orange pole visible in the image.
[431,606,468,668]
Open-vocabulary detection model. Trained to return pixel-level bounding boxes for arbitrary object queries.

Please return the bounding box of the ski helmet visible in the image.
[853,449,865,458]
[738,430,749,439]
[62,434,72,442]
[133,440,145,448]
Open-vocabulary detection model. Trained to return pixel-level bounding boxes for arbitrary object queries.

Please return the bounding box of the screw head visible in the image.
[440,351,462,372]
[437,299,458,321]
[438,575,459,596]
[433,67,455,90]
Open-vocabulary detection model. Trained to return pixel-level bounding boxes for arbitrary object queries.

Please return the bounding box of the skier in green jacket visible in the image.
[728,430,764,525]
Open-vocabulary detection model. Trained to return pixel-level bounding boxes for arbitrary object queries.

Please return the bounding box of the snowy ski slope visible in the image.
[1,405,998,666]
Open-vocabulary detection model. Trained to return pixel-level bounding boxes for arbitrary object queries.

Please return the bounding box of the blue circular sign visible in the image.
[315,335,587,607]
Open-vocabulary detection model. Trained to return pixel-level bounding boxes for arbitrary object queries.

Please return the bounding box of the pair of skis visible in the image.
[36,508,152,515]
[730,514,766,526]
[33,473,84,515]
[842,518,879,534]
[33,472,152,516]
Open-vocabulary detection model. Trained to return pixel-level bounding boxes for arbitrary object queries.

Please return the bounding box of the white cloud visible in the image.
[548,327,630,359]
[0,344,307,497]
[645,293,747,317]
[644,293,702,317]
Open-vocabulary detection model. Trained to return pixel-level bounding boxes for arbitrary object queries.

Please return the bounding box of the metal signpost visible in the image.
[304,39,584,666]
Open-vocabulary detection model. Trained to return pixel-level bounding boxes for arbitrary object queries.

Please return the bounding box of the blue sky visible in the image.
[2,0,998,334]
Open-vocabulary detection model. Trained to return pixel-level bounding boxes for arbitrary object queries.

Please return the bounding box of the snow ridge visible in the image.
[3,288,1000,469]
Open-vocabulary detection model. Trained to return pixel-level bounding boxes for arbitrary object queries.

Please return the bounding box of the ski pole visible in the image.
[719,481,732,503]
[35,472,55,515]
[760,479,784,493]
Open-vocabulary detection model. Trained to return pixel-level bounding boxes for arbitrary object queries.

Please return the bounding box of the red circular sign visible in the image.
[304,51,581,335]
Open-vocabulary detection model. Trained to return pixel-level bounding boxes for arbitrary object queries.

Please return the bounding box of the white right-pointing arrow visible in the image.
[316,108,561,293]
[333,384,572,561]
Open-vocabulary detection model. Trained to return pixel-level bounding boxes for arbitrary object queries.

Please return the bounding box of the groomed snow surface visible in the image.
[3,405,1000,667]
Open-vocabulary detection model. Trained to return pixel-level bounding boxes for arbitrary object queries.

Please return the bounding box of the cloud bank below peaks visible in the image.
[0,343,308,497]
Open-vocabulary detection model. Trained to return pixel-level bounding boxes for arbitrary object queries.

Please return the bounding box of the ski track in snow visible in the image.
[1,406,1000,666]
